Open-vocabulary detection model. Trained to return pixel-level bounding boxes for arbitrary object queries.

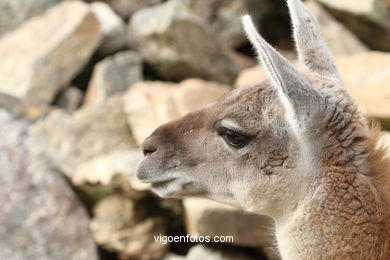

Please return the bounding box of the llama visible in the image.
[136,0,390,259]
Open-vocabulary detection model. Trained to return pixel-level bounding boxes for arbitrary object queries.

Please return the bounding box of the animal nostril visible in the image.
[143,147,157,156]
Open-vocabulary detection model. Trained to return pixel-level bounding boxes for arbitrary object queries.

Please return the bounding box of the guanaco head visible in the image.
[136,0,365,219]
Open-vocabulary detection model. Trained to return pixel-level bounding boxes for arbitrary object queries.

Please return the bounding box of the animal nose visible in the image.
[141,136,158,156]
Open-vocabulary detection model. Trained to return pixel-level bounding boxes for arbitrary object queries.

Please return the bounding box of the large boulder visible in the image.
[124,79,231,145]
[91,2,127,55]
[29,95,138,177]
[235,52,390,130]
[317,0,390,51]
[0,113,98,260]
[0,1,101,104]
[183,198,279,260]
[186,0,248,49]
[0,0,60,36]
[84,50,142,107]
[128,0,238,84]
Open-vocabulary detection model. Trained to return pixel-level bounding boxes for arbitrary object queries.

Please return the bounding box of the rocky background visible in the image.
[0,0,389,259]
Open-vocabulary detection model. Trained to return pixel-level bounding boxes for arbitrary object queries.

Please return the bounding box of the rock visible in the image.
[29,95,138,177]
[306,1,367,55]
[72,150,150,199]
[317,0,390,51]
[186,0,248,49]
[55,86,83,113]
[90,195,168,260]
[91,2,127,55]
[124,79,231,145]
[183,198,278,259]
[0,0,60,36]
[84,51,142,106]
[97,0,162,20]
[0,115,98,260]
[0,1,101,104]
[0,93,49,121]
[235,52,390,129]
[128,0,238,84]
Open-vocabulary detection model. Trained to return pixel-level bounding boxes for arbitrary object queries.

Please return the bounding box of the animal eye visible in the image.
[217,127,251,148]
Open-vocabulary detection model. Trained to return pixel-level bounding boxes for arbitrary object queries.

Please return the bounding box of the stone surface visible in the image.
[0,93,49,121]
[29,95,138,177]
[84,51,142,106]
[183,198,278,259]
[186,0,248,49]
[90,195,168,260]
[0,1,101,104]
[55,86,83,113]
[124,79,231,145]
[129,0,238,84]
[0,114,98,260]
[235,51,390,129]
[92,0,162,20]
[72,150,150,199]
[317,0,390,51]
[0,0,60,36]
[91,2,127,55]
[306,1,367,55]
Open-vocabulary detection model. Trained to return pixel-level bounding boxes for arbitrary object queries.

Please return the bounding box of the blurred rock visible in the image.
[0,114,98,260]
[55,86,83,113]
[90,195,168,260]
[72,150,150,199]
[91,2,127,55]
[235,51,390,129]
[129,0,238,84]
[186,0,248,49]
[0,0,60,36]
[0,93,50,121]
[183,198,278,260]
[29,95,138,177]
[317,0,390,51]
[84,51,142,106]
[306,1,367,55]
[0,1,101,104]
[92,0,162,20]
[124,79,231,145]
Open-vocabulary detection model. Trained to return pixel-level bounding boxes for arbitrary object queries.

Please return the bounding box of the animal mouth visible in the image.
[147,177,177,186]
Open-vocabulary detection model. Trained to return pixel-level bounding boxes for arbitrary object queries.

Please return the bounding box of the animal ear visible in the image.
[287,0,341,83]
[241,15,321,133]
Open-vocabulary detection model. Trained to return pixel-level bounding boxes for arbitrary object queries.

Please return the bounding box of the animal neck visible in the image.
[273,168,389,260]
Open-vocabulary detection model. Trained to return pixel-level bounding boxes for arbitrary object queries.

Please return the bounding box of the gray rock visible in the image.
[186,0,248,49]
[0,114,98,260]
[55,86,83,113]
[84,51,142,107]
[0,1,102,104]
[90,195,168,260]
[29,95,138,177]
[96,0,162,20]
[129,0,238,84]
[0,0,60,36]
[317,0,390,51]
[91,2,127,55]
